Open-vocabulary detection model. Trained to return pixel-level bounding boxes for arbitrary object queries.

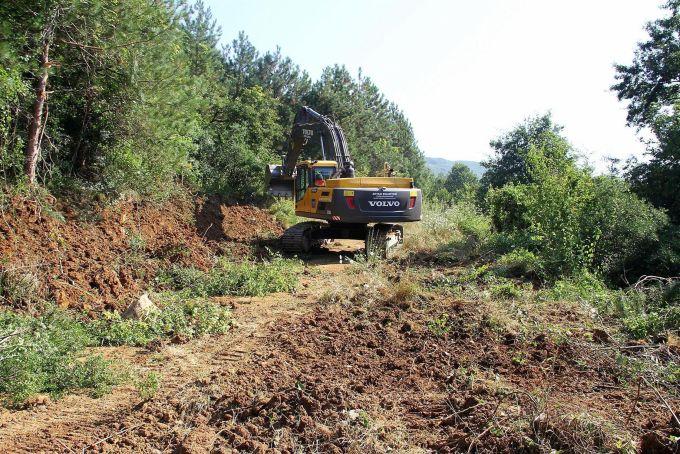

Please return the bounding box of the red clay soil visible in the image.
[0,194,282,312]
[73,294,678,453]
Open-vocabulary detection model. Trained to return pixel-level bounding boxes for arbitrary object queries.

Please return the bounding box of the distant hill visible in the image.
[425,157,485,177]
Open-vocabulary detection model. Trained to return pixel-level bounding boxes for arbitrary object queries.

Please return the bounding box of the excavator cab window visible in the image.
[295,166,309,201]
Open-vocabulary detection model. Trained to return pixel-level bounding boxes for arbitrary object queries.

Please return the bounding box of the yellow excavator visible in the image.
[266,106,422,257]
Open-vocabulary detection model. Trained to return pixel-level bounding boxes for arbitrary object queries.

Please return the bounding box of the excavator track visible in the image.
[280,221,326,253]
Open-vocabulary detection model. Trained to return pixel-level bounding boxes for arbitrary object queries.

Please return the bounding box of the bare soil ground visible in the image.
[0,198,678,453]
[0,195,282,312]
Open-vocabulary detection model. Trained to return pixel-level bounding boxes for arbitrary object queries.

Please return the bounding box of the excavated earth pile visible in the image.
[0,194,282,312]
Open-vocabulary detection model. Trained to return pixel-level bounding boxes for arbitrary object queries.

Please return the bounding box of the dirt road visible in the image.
[1,240,677,453]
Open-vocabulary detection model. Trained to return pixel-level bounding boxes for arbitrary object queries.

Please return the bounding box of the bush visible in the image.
[157,255,302,297]
[585,176,668,281]
[269,198,302,228]
[0,309,119,404]
[490,280,524,300]
[494,248,542,279]
[89,297,232,346]
[488,148,668,282]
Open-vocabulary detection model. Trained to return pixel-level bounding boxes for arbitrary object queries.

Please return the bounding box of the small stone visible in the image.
[122,293,159,320]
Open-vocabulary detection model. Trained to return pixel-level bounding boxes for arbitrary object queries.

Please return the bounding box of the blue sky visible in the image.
[204,0,663,169]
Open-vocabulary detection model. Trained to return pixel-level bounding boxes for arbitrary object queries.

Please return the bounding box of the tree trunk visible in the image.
[25,41,51,185]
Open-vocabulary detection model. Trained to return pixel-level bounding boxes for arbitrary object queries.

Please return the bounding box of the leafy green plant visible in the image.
[269,198,303,228]
[494,248,542,279]
[89,298,232,347]
[157,255,302,298]
[428,313,451,336]
[490,281,523,300]
[128,231,147,252]
[135,371,160,400]
[0,309,119,405]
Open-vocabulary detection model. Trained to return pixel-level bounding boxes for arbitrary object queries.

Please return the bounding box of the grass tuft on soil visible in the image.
[0,297,233,406]
[156,255,302,298]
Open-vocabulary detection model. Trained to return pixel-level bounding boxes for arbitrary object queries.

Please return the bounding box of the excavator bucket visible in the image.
[265,164,294,198]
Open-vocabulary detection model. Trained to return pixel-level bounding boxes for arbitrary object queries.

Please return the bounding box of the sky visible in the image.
[204,0,664,169]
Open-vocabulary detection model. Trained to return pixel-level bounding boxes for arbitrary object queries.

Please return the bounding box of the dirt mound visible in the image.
[0,194,282,312]
[86,295,677,452]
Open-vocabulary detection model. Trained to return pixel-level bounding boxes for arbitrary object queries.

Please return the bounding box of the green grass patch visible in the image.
[0,309,119,405]
[157,255,302,298]
[0,297,232,405]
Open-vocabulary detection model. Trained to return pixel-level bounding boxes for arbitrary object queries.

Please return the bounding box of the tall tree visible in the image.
[444,163,479,200]
[613,0,680,223]
[480,113,574,193]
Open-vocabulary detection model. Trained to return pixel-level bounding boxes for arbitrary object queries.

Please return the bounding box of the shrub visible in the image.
[269,198,302,228]
[585,176,668,281]
[494,248,542,278]
[135,371,160,400]
[89,298,233,346]
[488,148,668,282]
[490,280,523,300]
[157,255,302,297]
[0,309,119,404]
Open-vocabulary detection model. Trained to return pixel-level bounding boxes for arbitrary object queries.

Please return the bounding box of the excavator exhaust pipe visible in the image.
[266,164,294,198]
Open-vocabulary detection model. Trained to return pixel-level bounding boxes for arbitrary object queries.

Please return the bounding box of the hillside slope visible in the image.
[0,195,282,312]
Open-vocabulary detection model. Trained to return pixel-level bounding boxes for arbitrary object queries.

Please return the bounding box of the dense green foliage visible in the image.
[0,1,426,199]
[480,113,574,195]
[613,0,680,224]
[487,144,670,281]
[0,308,118,404]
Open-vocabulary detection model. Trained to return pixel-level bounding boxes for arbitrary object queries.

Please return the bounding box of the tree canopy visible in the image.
[480,113,574,194]
[0,1,426,199]
[613,0,680,223]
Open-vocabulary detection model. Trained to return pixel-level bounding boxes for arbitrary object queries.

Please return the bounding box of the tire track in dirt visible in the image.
[0,249,351,453]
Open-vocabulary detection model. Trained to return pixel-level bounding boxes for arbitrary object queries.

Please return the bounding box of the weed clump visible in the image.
[90,297,232,346]
[269,199,303,228]
[0,309,119,405]
[158,255,301,297]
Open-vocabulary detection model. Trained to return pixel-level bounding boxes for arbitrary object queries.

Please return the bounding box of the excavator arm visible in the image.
[266,107,353,196]
[283,106,352,176]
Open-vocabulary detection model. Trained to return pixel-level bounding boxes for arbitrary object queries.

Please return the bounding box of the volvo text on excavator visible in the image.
[265,106,422,257]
